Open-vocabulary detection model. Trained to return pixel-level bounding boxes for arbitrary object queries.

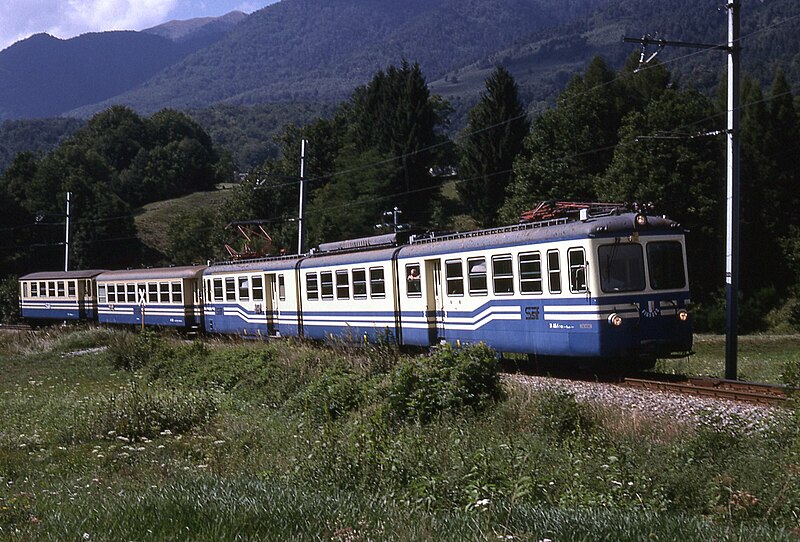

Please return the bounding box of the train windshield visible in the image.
[598,244,646,292]
[647,241,686,290]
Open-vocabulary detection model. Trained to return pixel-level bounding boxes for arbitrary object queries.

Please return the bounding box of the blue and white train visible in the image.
[18,206,693,366]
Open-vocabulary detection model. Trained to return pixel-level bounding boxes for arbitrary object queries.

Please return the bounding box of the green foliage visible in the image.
[289,367,367,422]
[534,389,594,440]
[0,276,21,324]
[457,66,529,227]
[72,381,219,442]
[108,329,169,372]
[387,343,504,423]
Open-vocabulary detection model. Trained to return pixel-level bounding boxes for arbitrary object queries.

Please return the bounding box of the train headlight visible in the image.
[635,213,648,227]
[678,309,689,322]
[608,313,623,326]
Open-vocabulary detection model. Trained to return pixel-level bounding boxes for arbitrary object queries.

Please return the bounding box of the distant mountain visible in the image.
[69,0,613,115]
[143,11,247,48]
[68,0,799,121]
[0,12,248,121]
[1,0,797,125]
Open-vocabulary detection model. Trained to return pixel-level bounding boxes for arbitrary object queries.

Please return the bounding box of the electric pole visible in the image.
[624,0,741,380]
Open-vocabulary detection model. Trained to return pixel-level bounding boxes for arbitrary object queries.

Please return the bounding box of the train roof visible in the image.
[204,256,300,275]
[97,266,207,281]
[20,270,108,280]
[397,213,683,258]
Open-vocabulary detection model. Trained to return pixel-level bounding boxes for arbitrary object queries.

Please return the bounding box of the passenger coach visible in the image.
[96,266,206,329]
[19,270,106,322]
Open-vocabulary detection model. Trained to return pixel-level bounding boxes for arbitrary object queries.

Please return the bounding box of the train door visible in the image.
[264,274,278,336]
[77,280,88,319]
[424,259,444,344]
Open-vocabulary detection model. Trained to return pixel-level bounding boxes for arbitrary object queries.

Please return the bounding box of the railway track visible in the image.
[500,360,793,407]
[622,376,790,407]
[0,324,33,332]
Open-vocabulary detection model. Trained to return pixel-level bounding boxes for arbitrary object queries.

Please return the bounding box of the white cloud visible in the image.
[0,0,179,51]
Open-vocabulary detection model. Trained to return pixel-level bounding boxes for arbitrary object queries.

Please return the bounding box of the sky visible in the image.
[0,0,280,52]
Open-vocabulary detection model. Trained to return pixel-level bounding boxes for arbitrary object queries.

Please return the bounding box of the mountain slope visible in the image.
[69,0,611,115]
[0,12,249,121]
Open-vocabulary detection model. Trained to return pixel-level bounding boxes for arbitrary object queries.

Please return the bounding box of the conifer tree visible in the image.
[457,66,529,227]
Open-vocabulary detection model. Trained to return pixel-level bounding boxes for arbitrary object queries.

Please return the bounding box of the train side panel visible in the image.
[19,270,106,322]
[203,259,301,338]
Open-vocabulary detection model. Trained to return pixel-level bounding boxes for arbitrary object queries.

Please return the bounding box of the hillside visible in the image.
[0,12,247,121]
[68,0,612,115]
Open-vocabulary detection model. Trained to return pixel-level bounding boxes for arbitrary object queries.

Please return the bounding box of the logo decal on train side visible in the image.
[641,300,661,318]
[524,306,540,320]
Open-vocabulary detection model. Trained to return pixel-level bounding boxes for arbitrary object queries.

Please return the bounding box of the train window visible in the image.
[370,267,385,298]
[321,272,334,300]
[159,283,170,303]
[336,271,350,299]
[68,281,77,298]
[48,281,56,297]
[138,285,146,304]
[225,278,236,302]
[238,277,250,301]
[306,273,319,300]
[547,250,561,294]
[107,284,117,303]
[353,269,367,299]
[98,284,106,304]
[492,255,514,295]
[126,284,136,302]
[519,252,543,294]
[172,282,182,303]
[568,248,588,293]
[406,264,422,297]
[252,276,264,301]
[598,244,645,292]
[467,258,487,296]
[213,279,223,301]
[278,275,286,301]
[148,283,158,303]
[647,241,686,290]
[23,282,29,298]
[57,281,65,297]
[446,260,464,296]
[30,282,37,297]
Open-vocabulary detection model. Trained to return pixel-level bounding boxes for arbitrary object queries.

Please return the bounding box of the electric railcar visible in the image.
[17,207,693,365]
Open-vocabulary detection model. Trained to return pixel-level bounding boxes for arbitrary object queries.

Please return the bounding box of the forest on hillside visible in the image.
[1,56,799,332]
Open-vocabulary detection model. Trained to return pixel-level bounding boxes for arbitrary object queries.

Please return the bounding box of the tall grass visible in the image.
[1,328,799,540]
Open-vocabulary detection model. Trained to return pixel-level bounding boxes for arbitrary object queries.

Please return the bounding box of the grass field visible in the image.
[0,328,798,541]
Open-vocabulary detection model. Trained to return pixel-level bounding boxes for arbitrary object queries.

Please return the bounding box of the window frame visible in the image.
[519,251,543,294]
[467,257,488,296]
[445,259,464,297]
[353,269,367,299]
[547,250,562,294]
[568,247,588,293]
[405,263,422,298]
[370,267,386,299]
[320,271,334,300]
[306,272,319,301]
[492,254,514,295]
[336,270,350,300]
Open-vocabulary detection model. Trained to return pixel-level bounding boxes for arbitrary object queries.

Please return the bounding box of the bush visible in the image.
[108,329,169,371]
[70,381,219,442]
[534,389,594,440]
[386,343,504,423]
[289,366,367,421]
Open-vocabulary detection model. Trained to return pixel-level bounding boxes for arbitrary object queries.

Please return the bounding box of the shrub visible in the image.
[71,381,219,442]
[386,343,504,423]
[108,329,169,371]
[289,367,367,421]
[534,389,594,440]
